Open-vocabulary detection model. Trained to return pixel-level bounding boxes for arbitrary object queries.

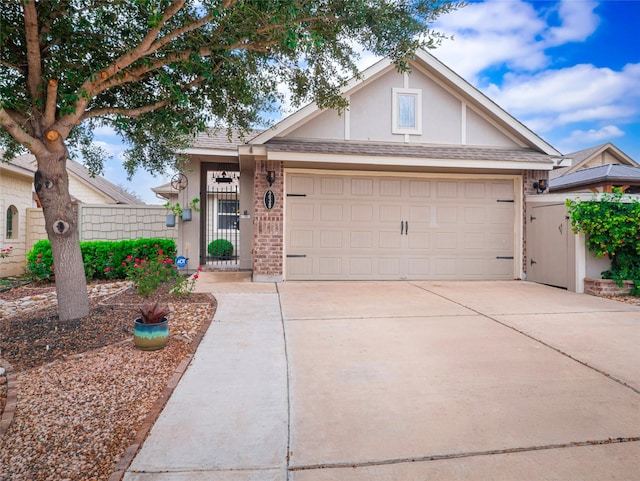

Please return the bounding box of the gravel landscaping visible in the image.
[0,281,216,481]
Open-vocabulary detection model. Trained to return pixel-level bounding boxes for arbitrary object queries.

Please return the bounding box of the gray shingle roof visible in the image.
[192,128,262,149]
[550,164,640,191]
[264,139,557,164]
[4,153,144,205]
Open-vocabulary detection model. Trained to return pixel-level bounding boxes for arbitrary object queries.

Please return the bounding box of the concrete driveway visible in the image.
[124,279,640,481]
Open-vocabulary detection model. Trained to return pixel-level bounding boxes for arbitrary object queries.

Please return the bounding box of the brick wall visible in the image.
[252,160,284,281]
[584,278,635,297]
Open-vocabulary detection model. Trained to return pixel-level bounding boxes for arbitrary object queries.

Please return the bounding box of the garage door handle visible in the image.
[405,221,408,235]
[401,221,404,235]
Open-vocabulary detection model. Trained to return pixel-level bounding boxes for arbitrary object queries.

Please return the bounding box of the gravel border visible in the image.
[0,284,216,481]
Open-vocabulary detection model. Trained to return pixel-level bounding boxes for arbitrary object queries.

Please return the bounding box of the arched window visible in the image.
[6,205,18,239]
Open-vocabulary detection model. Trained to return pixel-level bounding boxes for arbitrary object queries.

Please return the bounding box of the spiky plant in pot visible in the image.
[138,302,169,324]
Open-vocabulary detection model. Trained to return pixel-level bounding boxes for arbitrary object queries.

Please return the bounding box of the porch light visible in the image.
[533,179,547,194]
[266,170,276,186]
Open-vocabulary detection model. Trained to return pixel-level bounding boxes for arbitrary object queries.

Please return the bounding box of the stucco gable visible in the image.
[251,49,560,156]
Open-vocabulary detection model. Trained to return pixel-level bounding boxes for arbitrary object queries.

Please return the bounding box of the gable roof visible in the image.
[550,164,640,192]
[251,50,562,157]
[3,153,144,205]
[550,143,639,179]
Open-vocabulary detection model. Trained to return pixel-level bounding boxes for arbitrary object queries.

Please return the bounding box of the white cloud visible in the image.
[483,63,640,130]
[544,0,600,46]
[434,0,600,82]
[566,125,625,144]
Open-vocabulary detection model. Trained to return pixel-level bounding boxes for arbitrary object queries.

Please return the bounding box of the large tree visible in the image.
[0,0,461,320]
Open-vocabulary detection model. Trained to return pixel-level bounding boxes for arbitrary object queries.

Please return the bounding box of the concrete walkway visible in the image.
[124,277,640,480]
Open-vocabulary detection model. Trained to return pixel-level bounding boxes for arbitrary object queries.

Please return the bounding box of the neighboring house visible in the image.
[549,143,640,194]
[0,153,145,277]
[175,49,571,282]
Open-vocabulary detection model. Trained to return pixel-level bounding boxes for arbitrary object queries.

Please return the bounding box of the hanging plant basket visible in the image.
[166,214,176,227]
[182,209,192,221]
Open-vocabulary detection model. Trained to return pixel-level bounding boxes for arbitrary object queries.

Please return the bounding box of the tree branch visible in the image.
[0,107,46,157]
[44,79,58,127]
[70,0,188,122]
[0,59,26,76]
[22,0,43,102]
[81,74,209,121]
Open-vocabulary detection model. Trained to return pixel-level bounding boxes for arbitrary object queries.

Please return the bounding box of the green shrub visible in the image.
[207,239,234,258]
[25,239,56,282]
[567,191,640,295]
[25,238,177,282]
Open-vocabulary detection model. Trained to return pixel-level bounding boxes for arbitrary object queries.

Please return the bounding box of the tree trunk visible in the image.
[35,148,89,321]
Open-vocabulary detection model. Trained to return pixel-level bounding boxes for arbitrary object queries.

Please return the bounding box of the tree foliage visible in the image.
[1,0,462,176]
[566,191,640,293]
[0,0,462,320]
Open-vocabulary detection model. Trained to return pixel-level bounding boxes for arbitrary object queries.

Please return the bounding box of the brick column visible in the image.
[252,160,284,282]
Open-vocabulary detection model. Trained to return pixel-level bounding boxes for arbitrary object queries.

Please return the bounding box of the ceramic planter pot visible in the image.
[182,209,192,221]
[133,318,169,351]
[166,214,176,227]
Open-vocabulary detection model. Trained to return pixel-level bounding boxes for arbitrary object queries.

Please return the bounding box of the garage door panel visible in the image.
[434,257,457,276]
[290,203,314,221]
[409,180,431,198]
[379,231,402,249]
[378,258,402,276]
[318,257,342,275]
[285,173,515,280]
[407,257,430,276]
[351,178,373,196]
[407,232,430,250]
[289,229,314,248]
[436,232,458,249]
[321,177,344,195]
[380,178,402,197]
[379,204,402,222]
[288,256,314,276]
[437,206,458,224]
[436,181,458,198]
[465,207,486,224]
[319,230,343,248]
[350,257,373,275]
[351,204,373,222]
[350,231,373,249]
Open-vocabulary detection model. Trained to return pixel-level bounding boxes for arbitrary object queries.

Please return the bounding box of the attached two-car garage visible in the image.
[285,172,519,281]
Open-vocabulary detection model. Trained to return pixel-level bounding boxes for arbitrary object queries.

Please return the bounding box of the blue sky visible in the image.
[99,0,640,204]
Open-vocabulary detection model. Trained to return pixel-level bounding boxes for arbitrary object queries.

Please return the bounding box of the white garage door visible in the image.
[285,173,516,280]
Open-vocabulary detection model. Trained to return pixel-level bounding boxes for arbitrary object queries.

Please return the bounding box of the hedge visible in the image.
[25,238,177,282]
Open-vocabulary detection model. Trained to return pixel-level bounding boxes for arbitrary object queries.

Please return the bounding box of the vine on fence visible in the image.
[566,191,640,294]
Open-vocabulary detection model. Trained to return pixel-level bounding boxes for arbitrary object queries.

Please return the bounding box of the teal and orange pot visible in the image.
[133,318,169,351]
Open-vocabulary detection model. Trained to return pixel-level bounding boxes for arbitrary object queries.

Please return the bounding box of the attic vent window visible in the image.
[392,88,422,135]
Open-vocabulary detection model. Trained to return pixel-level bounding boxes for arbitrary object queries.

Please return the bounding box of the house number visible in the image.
[264,190,275,210]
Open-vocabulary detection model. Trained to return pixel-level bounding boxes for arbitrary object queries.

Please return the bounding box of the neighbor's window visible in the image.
[392,88,422,135]
[6,205,18,239]
[218,199,239,230]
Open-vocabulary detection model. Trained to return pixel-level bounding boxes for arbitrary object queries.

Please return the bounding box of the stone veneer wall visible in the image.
[78,205,177,241]
[252,160,284,281]
[7,205,176,277]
